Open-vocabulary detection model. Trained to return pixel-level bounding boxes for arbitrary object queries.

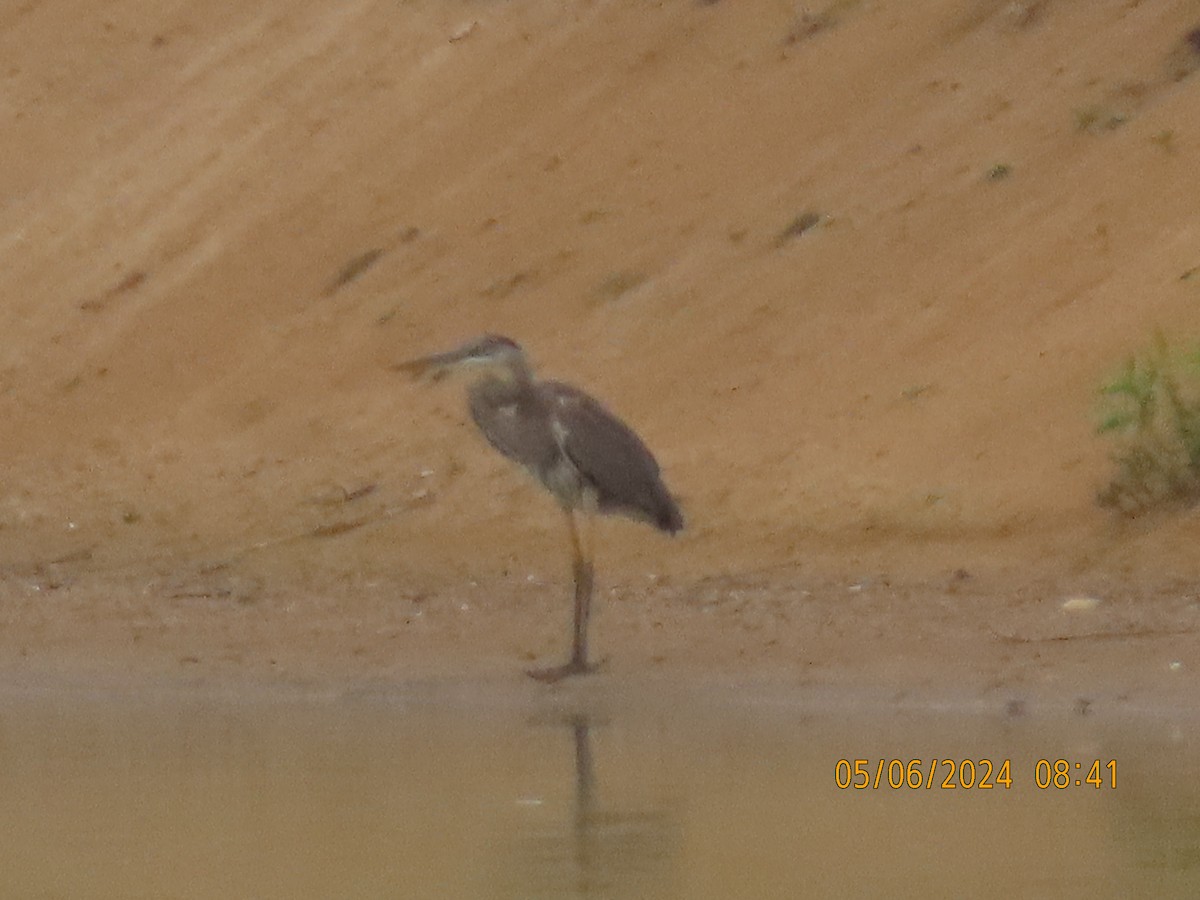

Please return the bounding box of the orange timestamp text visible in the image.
[834,758,1117,790]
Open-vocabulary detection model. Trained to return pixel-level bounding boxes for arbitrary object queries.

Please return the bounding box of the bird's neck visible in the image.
[472,360,533,400]
[494,358,534,387]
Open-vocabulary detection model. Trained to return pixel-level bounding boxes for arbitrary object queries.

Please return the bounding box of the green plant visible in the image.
[1096,333,1200,513]
[984,162,1012,181]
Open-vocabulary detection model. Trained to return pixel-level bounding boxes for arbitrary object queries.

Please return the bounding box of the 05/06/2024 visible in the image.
[834,758,1117,791]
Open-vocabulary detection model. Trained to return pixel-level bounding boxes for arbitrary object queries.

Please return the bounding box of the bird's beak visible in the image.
[392,348,469,382]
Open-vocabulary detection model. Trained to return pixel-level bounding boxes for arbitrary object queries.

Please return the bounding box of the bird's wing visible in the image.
[545,381,682,532]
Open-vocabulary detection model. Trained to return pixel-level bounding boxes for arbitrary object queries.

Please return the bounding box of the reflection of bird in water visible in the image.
[513,712,679,898]
[396,335,683,682]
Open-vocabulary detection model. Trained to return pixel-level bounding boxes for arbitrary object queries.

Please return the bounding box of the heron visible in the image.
[396,334,683,682]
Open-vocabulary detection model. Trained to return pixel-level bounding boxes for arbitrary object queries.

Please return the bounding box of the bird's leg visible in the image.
[527,511,601,683]
[570,510,595,667]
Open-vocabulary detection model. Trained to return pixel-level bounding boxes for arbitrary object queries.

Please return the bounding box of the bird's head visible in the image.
[395,334,529,383]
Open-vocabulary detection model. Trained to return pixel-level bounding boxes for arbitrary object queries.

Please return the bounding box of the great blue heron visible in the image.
[397,334,683,682]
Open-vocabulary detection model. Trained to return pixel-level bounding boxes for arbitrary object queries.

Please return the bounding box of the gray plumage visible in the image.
[397,334,683,681]
[468,372,683,534]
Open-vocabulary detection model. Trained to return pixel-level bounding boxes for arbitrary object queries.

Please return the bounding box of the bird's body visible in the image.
[397,334,682,681]
[467,372,683,533]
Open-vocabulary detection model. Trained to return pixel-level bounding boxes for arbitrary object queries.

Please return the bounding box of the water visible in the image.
[1,684,1198,899]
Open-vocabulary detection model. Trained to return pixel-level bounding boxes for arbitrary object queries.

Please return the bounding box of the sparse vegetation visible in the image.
[1074,105,1127,133]
[984,162,1012,181]
[1096,333,1200,514]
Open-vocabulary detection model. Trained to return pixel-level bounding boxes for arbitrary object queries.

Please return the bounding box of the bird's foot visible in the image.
[525,657,604,684]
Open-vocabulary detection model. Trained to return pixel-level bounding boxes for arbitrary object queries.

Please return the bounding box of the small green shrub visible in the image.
[1096,333,1200,513]
[984,162,1013,181]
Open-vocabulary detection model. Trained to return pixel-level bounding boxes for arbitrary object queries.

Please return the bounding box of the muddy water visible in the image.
[1,685,1198,899]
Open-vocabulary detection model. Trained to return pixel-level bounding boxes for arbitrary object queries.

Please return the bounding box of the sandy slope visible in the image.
[2,0,1200,702]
